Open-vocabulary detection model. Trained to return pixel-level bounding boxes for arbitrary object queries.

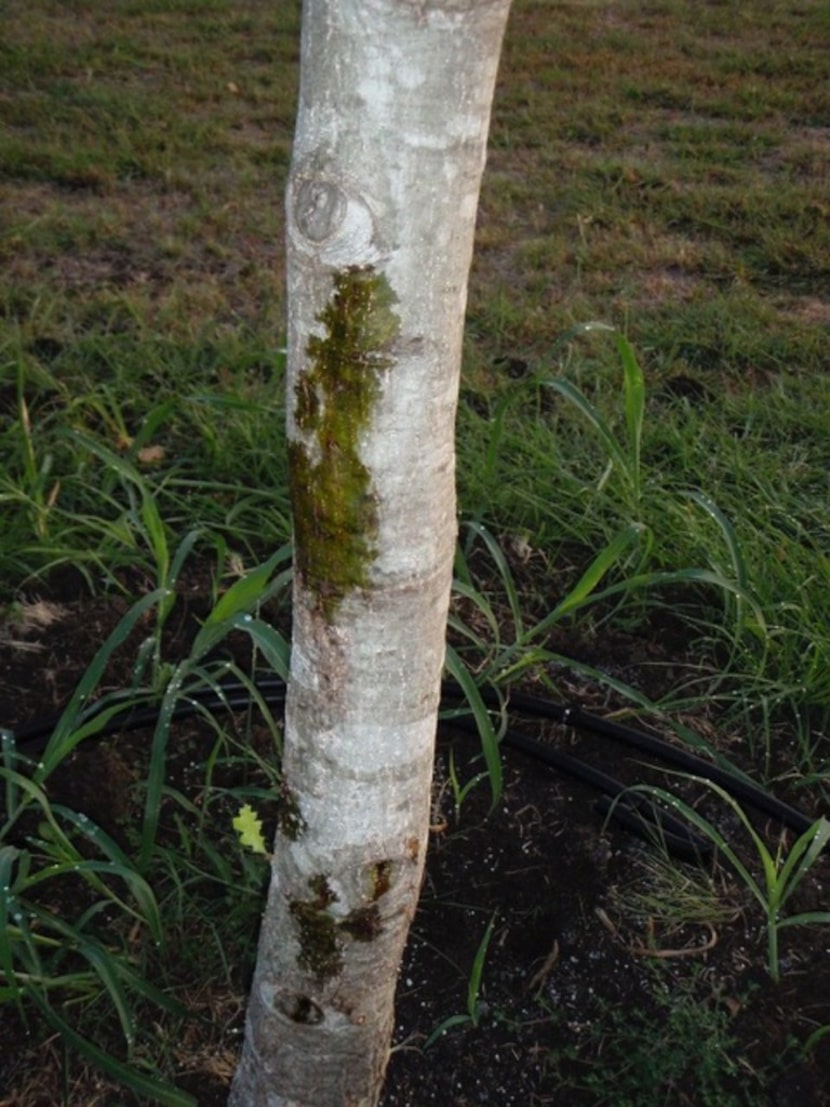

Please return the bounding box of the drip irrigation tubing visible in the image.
[444,712,713,862]
[4,677,816,861]
[441,682,815,837]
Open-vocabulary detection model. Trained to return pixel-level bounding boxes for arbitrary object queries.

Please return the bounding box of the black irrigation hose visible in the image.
[6,680,710,860]
[443,682,815,837]
[446,712,713,862]
[5,676,816,862]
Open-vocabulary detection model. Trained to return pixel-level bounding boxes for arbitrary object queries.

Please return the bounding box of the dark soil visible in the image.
[0,578,828,1107]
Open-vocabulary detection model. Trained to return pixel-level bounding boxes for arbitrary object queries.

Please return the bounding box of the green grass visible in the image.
[1,549,290,1103]
[617,780,830,983]
[545,966,759,1107]
[457,333,830,726]
[1,0,828,1100]
[470,0,828,363]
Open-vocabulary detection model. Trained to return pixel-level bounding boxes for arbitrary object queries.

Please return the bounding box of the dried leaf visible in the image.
[138,444,165,464]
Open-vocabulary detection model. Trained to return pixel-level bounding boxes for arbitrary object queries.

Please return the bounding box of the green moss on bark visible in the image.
[289,265,399,620]
[340,904,382,942]
[289,870,388,983]
[277,783,306,842]
[290,875,342,982]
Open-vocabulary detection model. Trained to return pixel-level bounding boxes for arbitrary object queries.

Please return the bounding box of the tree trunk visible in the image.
[229,2,511,1104]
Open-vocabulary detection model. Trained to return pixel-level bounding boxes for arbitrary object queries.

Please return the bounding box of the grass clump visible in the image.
[1,539,291,1104]
[547,968,757,1107]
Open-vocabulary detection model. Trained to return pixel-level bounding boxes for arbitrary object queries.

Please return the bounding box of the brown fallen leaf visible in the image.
[138,444,165,464]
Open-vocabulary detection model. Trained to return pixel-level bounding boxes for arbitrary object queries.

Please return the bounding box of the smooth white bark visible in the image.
[230,2,511,1104]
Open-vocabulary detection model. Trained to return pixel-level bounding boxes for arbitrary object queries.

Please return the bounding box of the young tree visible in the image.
[229,1,512,1103]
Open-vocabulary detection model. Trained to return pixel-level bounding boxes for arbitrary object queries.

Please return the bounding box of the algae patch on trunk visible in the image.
[289,265,400,620]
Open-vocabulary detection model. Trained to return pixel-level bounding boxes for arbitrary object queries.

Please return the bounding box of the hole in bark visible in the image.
[275,992,325,1025]
[367,858,394,901]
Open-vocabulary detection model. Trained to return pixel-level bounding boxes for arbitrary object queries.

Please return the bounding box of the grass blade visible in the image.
[616,332,645,504]
[233,617,291,681]
[524,523,643,639]
[203,545,291,627]
[467,912,496,1020]
[28,989,197,1107]
[444,645,503,806]
[0,845,23,1005]
[686,491,749,592]
[54,806,164,943]
[544,377,630,482]
[461,522,525,641]
[39,590,169,776]
[77,939,136,1049]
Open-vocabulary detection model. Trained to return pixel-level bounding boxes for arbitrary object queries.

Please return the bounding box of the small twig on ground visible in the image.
[526,936,560,998]
[595,907,719,959]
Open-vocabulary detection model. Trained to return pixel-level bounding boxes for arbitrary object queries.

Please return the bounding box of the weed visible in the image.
[0,781,194,1106]
[448,331,773,806]
[544,967,758,1107]
[1,537,290,1098]
[544,324,646,517]
[425,912,497,1046]
[616,779,830,982]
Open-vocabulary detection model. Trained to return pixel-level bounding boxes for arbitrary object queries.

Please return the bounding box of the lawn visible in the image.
[1,1,828,1104]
